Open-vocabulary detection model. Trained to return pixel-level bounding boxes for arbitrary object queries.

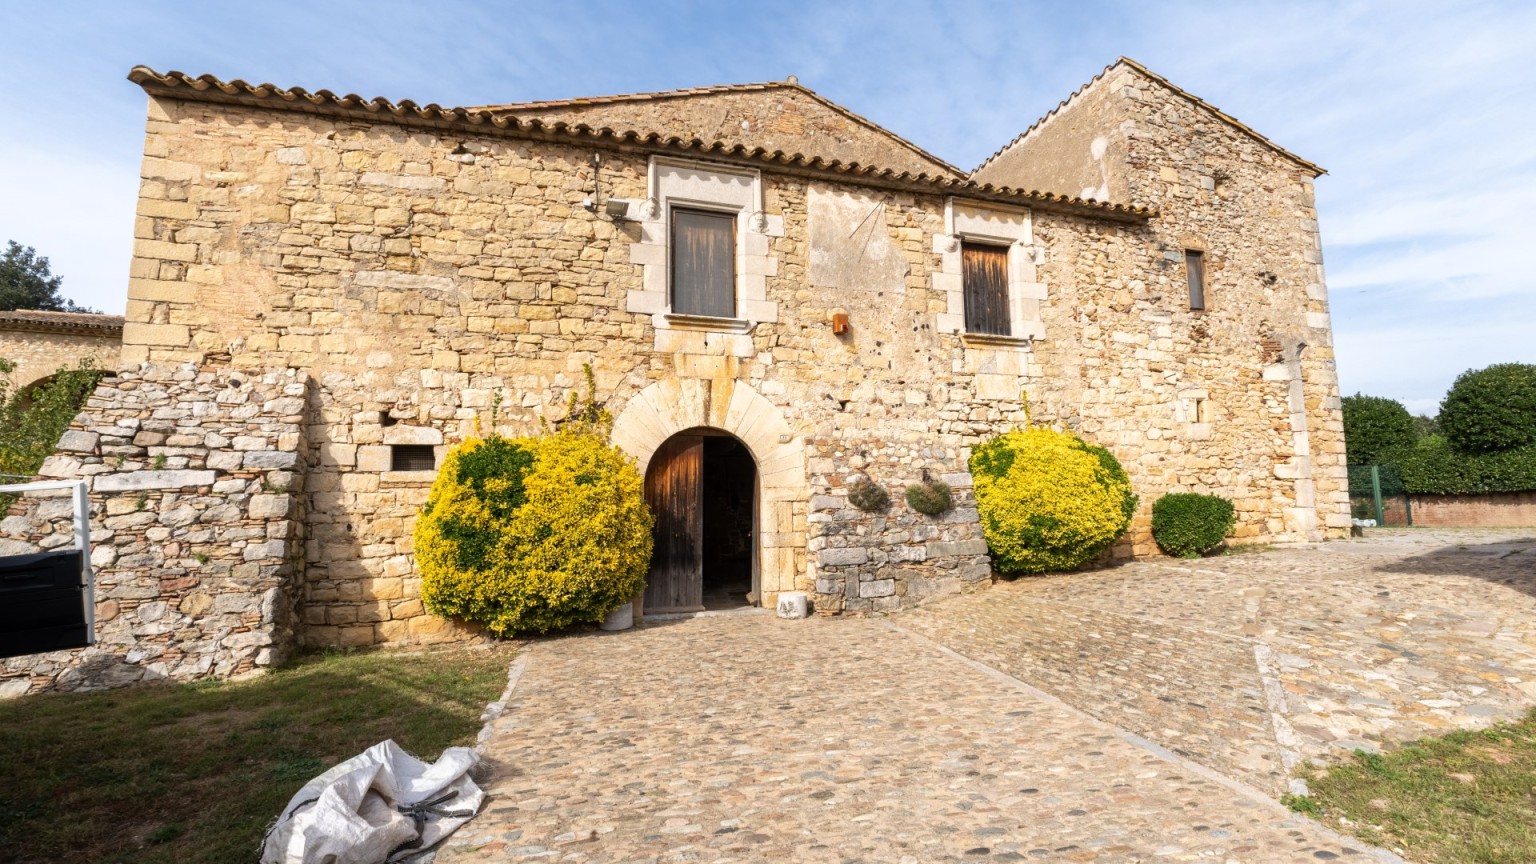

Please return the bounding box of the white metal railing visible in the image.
[0,480,95,644]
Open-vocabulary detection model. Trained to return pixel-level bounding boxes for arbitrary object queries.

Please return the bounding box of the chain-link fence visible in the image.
[1347,464,1412,526]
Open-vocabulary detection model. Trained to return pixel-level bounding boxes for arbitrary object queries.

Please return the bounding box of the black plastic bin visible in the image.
[0,550,89,659]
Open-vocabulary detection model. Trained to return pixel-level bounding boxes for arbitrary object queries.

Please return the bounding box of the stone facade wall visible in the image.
[107,76,1348,644]
[975,63,1351,546]
[0,324,122,390]
[1382,493,1536,528]
[0,364,307,695]
[489,85,961,179]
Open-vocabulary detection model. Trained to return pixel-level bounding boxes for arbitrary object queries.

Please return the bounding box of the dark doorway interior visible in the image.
[700,435,755,610]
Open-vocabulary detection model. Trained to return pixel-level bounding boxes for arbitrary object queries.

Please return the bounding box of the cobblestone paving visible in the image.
[899,529,1536,795]
[439,615,1374,863]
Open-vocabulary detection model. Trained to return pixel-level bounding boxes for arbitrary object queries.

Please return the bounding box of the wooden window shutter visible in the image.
[671,209,736,318]
[1186,250,1206,310]
[962,242,1011,336]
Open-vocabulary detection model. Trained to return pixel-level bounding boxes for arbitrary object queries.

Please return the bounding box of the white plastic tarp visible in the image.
[260,739,483,864]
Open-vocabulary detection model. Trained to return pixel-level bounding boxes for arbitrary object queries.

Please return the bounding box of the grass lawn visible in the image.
[0,645,515,864]
[1295,708,1536,864]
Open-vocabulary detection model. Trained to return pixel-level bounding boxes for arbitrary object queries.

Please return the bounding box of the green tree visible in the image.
[0,357,104,507]
[1411,413,1440,439]
[1341,393,1417,465]
[0,241,95,312]
[1439,363,1536,454]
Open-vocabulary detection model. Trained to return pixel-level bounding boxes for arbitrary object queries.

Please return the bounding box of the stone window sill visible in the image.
[381,470,437,484]
[661,313,755,334]
[961,332,1034,348]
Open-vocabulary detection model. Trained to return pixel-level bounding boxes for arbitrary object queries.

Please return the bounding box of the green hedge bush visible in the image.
[1398,436,1536,495]
[969,428,1136,575]
[414,427,653,636]
[1341,393,1417,465]
[1438,363,1536,455]
[1151,493,1235,558]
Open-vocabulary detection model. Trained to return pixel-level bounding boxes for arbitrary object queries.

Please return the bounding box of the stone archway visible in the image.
[611,378,807,612]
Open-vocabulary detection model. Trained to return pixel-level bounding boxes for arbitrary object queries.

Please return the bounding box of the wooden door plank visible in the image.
[644,434,705,612]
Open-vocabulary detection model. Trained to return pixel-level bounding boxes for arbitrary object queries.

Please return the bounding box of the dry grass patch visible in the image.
[0,645,514,864]
[1294,708,1536,864]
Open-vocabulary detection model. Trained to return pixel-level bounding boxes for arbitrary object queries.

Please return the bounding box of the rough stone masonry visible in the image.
[0,57,1349,693]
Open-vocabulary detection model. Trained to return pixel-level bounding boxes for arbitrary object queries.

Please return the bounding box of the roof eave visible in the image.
[128,67,1154,224]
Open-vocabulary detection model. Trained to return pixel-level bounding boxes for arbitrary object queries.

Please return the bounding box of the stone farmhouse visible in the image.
[0,310,123,392]
[1,58,1349,693]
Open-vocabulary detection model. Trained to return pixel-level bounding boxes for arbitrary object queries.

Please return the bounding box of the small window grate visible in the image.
[391,444,437,472]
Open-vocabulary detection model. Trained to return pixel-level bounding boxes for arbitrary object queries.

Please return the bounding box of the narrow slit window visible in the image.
[1186,250,1206,310]
[390,444,437,472]
[671,208,736,318]
[1194,398,1209,423]
[962,242,1011,336]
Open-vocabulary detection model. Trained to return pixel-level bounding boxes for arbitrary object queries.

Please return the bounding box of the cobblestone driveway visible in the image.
[441,614,1379,863]
[899,529,1536,797]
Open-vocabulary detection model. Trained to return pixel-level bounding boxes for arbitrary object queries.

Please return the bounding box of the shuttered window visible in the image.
[671,208,736,318]
[1186,250,1206,310]
[962,242,1011,336]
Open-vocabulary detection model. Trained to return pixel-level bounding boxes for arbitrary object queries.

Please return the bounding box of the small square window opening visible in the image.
[1193,398,1210,424]
[1185,250,1206,311]
[391,444,437,472]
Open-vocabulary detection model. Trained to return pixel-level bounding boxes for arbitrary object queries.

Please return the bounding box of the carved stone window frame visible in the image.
[625,157,784,345]
[933,198,1046,345]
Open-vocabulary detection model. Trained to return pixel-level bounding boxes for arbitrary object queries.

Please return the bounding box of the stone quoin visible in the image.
[1,57,1349,694]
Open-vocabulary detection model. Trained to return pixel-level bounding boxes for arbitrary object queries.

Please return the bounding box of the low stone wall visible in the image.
[0,363,309,696]
[1384,492,1536,529]
[809,471,992,613]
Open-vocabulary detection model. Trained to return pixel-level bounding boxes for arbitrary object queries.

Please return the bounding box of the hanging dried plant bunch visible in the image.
[846,477,891,512]
[905,480,953,516]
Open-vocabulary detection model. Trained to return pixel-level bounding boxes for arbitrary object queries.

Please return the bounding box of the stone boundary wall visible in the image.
[1383,493,1536,529]
[0,363,308,696]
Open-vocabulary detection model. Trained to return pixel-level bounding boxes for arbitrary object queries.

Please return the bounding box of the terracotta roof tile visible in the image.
[0,310,124,333]
[129,67,1154,223]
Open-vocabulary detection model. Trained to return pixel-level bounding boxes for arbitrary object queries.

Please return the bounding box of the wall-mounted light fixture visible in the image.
[605,198,634,222]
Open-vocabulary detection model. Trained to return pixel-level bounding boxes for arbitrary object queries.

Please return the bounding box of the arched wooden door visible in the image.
[643,430,758,614]
[644,433,704,613]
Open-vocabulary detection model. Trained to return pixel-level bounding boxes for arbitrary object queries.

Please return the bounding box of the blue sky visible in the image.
[1,1,1531,414]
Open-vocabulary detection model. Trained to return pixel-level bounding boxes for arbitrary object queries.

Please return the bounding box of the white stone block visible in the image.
[775,591,808,620]
[382,425,443,446]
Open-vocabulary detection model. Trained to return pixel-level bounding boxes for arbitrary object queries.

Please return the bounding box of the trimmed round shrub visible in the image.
[1151,493,1235,558]
[905,480,953,516]
[414,431,653,636]
[1439,363,1536,454]
[1341,393,1417,465]
[969,428,1136,575]
[847,477,890,512]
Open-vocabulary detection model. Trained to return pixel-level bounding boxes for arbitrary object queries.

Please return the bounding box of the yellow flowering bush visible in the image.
[414,429,653,635]
[969,428,1136,574]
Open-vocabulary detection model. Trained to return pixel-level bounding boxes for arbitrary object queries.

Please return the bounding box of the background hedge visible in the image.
[1341,393,1417,465]
[1438,363,1536,455]
[1397,437,1536,495]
